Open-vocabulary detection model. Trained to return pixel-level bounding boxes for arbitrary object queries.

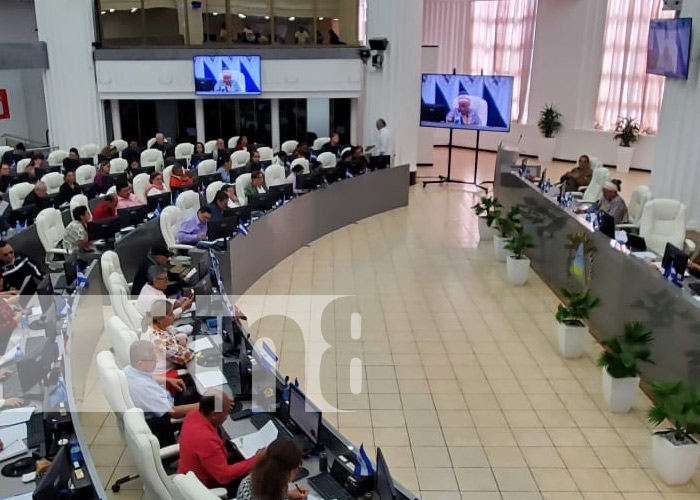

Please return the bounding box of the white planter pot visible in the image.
[557,321,590,358]
[493,234,511,262]
[478,216,494,241]
[616,146,634,174]
[601,367,640,413]
[506,255,530,286]
[538,137,557,163]
[652,431,700,485]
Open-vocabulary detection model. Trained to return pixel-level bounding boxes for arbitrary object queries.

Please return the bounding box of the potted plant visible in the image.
[493,206,520,262]
[613,116,639,174]
[647,381,700,485]
[597,322,654,413]
[537,104,563,163]
[472,196,502,241]
[504,228,534,286]
[555,288,601,358]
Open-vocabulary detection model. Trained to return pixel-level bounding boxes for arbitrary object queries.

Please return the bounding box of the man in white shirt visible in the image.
[366,118,394,157]
[135,265,193,318]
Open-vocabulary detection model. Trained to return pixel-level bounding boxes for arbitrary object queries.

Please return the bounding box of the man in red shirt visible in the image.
[177,390,261,495]
[169,163,194,189]
[92,194,118,220]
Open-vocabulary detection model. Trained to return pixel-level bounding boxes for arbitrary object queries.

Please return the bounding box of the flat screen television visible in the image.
[194,55,262,95]
[420,73,514,132]
[647,18,692,79]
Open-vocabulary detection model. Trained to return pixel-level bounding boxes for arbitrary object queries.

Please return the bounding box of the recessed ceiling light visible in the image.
[100,10,106,15]
[109,8,115,13]
[238,13,246,19]
[212,11,218,16]
[318,17,324,20]
[333,18,339,21]
[130,7,138,13]
[264,15,270,20]
[288,16,295,21]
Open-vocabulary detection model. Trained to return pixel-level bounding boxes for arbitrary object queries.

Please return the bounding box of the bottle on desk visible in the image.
[14,344,23,362]
[20,312,29,333]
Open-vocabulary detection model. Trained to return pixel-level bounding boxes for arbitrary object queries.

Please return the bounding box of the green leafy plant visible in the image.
[537,104,563,138]
[648,381,700,443]
[495,205,521,239]
[555,288,601,324]
[613,116,640,147]
[472,196,503,228]
[504,228,534,259]
[597,322,654,378]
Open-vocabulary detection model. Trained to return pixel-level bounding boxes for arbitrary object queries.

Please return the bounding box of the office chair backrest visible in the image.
[111,139,128,154]
[109,272,144,331]
[76,164,96,186]
[123,408,174,500]
[627,185,653,226]
[204,140,218,154]
[291,157,310,174]
[9,182,35,210]
[232,150,250,168]
[79,143,100,158]
[35,208,66,253]
[172,472,221,500]
[174,143,194,161]
[141,149,164,171]
[205,181,224,204]
[257,147,274,162]
[281,140,298,155]
[589,156,603,170]
[340,147,352,157]
[313,137,330,151]
[197,159,217,176]
[42,172,63,195]
[16,158,30,174]
[96,350,134,439]
[227,136,240,149]
[70,194,90,220]
[581,167,610,203]
[235,173,252,206]
[110,157,128,174]
[162,165,174,189]
[48,150,69,167]
[101,250,126,290]
[639,198,687,255]
[264,164,286,187]
[317,152,337,168]
[106,317,138,368]
[159,205,184,249]
[175,190,201,218]
[107,185,117,195]
[133,173,151,203]
[147,138,157,149]
[0,146,12,158]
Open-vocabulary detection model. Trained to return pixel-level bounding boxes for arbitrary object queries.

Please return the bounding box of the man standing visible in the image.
[365,119,393,157]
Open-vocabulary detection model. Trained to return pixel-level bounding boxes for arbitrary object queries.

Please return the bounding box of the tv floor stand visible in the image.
[422,128,488,192]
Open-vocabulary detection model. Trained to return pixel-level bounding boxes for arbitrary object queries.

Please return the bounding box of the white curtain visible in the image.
[422,0,538,123]
[594,0,673,133]
[358,0,367,44]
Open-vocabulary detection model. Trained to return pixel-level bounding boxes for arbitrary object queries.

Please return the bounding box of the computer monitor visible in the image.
[662,242,688,281]
[87,216,122,241]
[288,384,322,445]
[194,273,212,297]
[229,166,247,184]
[375,448,397,500]
[17,336,58,394]
[189,247,211,282]
[295,173,322,191]
[248,193,277,212]
[191,153,214,165]
[207,215,238,240]
[33,445,73,500]
[36,276,54,313]
[597,211,615,239]
[199,173,222,187]
[64,255,78,288]
[117,205,149,226]
[238,337,253,395]
[171,184,197,198]
[224,205,252,224]
[147,192,172,212]
[217,148,234,162]
[269,183,293,201]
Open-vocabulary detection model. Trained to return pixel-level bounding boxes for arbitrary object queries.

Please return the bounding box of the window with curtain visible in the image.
[595,0,673,133]
[422,0,538,123]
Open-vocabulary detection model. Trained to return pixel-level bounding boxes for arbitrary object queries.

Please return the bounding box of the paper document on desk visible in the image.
[0,423,27,446]
[0,406,35,427]
[631,251,658,261]
[188,337,213,352]
[0,439,27,462]
[194,369,227,389]
[232,421,278,459]
[0,341,19,367]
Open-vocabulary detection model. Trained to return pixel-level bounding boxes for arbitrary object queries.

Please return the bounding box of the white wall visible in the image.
[0,71,28,140]
[0,69,47,143]
[0,0,38,43]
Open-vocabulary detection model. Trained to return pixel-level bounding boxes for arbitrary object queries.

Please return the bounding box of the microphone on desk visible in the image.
[518,134,523,144]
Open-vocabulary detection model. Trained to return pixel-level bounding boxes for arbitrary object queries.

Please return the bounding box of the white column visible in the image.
[650,2,700,229]
[195,98,205,143]
[417,45,438,166]
[350,98,358,145]
[363,0,423,172]
[35,0,106,150]
[110,100,121,141]
[271,98,281,151]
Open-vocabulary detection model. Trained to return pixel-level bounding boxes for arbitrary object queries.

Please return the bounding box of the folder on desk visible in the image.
[0,439,27,462]
[232,421,278,459]
[0,406,35,427]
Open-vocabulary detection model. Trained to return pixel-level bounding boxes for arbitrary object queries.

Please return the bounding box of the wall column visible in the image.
[195,98,205,143]
[35,0,106,149]
[271,98,281,151]
[110,99,121,141]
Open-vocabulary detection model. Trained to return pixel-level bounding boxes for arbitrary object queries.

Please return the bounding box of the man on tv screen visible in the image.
[446,94,484,126]
[214,70,243,93]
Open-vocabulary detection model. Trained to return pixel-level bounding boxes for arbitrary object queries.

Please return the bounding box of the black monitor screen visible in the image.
[33,445,72,500]
[289,385,321,445]
[375,448,396,500]
[662,242,688,280]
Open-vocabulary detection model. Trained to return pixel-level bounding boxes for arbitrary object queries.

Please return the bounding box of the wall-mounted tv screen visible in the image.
[194,55,262,95]
[420,74,514,132]
[647,18,691,79]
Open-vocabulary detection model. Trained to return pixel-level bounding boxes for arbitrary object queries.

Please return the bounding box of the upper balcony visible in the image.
[96,0,364,49]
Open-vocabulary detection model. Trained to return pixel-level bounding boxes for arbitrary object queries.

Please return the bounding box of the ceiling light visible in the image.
[318,17,324,20]
[288,16,295,21]
[109,8,115,13]
[333,18,339,21]
[100,10,106,15]
[130,7,138,13]
[264,15,270,20]
[212,11,218,15]
[238,13,246,19]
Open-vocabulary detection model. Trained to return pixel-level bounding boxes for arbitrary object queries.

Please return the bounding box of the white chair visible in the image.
[48,150,69,167]
[572,167,610,204]
[257,147,274,162]
[451,95,488,125]
[589,156,604,170]
[101,250,129,292]
[160,206,193,251]
[70,195,90,220]
[96,350,134,441]
[162,166,174,190]
[0,146,12,158]
[291,157,310,174]
[265,165,287,187]
[147,138,156,149]
[76,165,96,186]
[317,152,337,169]
[227,136,240,149]
[16,158,30,174]
[313,137,330,151]
[111,139,128,154]
[109,272,144,332]
[105,318,138,368]
[107,185,117,195]
[79,143,100,159]
[232,150,250,169]
[618,186,653,231]
[141,149,164,172]
[204,140,218,154]
[35,208,68,270]
[638,199,695,255]
[340,146,352,157]
[175,190,201,218]
[205,181,224,204]
[133,173,151,203]
[42,172,63,195]
[197,159,217,176]
[9,182,34,210]
[110,157,128,174]
[281,140,298,155]
[174,143,194,164]
[172,472,222,500]
[235,173,252,206]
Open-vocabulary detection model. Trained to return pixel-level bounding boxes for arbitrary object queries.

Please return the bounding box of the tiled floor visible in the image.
[83,151,700,499]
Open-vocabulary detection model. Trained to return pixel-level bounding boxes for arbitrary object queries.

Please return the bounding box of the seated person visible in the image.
[217,155,233,184]
[58,170,82,204]
[22,181,51,219]
[560,155,593,192]
[446,94,483,126]
[245,150,262,173]
[1,143,25,166]
[177,390,260,495]
[321,133,341,156]
[214,70,243,93]
[221,184,239,208]
[132,245,179,296]
[25,158,43,183]
[237,440,307,500]
[94,161,114,195]
[351,146,369,171]
[135,265,193,318]
[215,138,225,150]
[145,172,167,196]
[92,193,118,220]
[235,136,249,151]
[244,171,267,197]
[68,148,80,160]
[170,163,194,189]
[177,206,212,245]
[286,164,305,194]
[152,133,168,156]
[63,206,100,263]
[596,180,628,225]
[0,241,43,293]
[123,340,199,447]
[0,162,11,193]
[141,300,195,373]
[208,191,230,222]
[115,178,144,209]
